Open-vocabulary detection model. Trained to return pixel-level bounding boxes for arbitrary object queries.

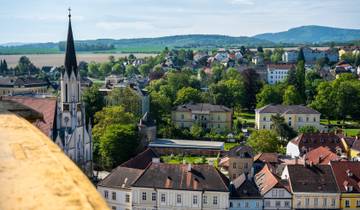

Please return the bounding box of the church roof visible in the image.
[64,11,78,77]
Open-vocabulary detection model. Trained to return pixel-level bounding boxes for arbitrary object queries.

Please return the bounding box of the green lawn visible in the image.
[343,129,360,137]
[224,142,240,151]
[234,111,255,127]
[161,155,217,164]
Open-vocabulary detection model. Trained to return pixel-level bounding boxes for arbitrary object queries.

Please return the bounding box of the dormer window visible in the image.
[346,169,353,177]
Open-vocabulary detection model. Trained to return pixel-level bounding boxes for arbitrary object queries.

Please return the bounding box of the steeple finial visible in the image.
[68,7,71,18]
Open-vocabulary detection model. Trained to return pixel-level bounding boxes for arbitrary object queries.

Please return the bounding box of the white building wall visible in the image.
[97,186,132,210]
[286,142,300,158]
[263,188,292,210]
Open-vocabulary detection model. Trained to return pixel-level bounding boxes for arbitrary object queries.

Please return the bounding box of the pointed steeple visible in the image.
[64,8,78,76]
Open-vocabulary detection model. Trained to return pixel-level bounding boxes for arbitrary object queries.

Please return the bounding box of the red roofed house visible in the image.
[267,64,295,84]
[286,133,347,158]
[2,96,57,139]
[254,164,292,210]
[331,161,360,209]
[305,146,341,165]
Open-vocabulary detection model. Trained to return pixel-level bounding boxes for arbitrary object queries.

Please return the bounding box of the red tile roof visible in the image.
[331,161,360,193]
[3,96,57,136]
[255,164,290,195]
[305,146,340,165]
[254,153,280,163]
[290,133,345,155]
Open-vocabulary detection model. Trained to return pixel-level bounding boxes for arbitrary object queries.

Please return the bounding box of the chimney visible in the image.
[187,163,192,172]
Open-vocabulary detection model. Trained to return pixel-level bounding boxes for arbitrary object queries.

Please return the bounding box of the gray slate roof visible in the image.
[132,163,229,192]
[174,103,231,113]
[256,104,320,115]
[287,165,339,193]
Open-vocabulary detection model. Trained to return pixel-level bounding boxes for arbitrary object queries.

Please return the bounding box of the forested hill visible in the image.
[253,25,360,44]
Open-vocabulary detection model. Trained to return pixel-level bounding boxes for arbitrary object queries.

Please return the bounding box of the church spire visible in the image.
[64,8,78,76]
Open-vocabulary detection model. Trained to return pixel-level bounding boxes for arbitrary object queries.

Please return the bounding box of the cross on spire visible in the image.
[68,7,71,18]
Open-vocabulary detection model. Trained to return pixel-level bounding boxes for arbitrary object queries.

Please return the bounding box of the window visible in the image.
[306,198,309,206]
[125,194,130,203]
[181,114,184,119]
[297,199,301,207]
[152,192,156,201]
[306,117,309,122]
[112,192,116,200]
[213,196,218,205]
[263,125,266,129]
[345,200,350,208]
[284,201,290,207]
[323,198,327,207]
[263,117,266,121]
[111,206,116,210]
[265,201,270,207]
[233,163,236,169]
[313,117,316,122]
[104,190,108,199]
[256,201,259,207]
[356,200,360,207]
[314,198,318,206]
[161,194,166,203]
[65,84,68,102]
[230,202,233,207]
[272,190,277,197]
[203,195,207,204]
[279,189,284,197]
[244,162,248,169]
[142,192,146,201]
[276,201,281,207]
[331,198,336,207]
[298,117,302,122]
[245,202,249,208]
[193,195,198,204]
[177,194,182,204]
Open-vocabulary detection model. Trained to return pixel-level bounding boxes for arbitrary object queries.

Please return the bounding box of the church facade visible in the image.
[55,11,93,176]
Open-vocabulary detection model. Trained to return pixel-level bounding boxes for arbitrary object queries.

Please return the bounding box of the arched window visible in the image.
[65,84,68,102]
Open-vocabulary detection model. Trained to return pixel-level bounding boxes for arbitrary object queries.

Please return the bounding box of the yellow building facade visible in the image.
[172,103,232,132]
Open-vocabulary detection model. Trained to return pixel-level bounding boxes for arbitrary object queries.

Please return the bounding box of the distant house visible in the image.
[255,164,292,210]
[252,56,264,65]
[286,133,346,158]
[255,104,321,131]
[0,76,49,96]
[219,145,254,181]
[98,149,230,210]
[331,161,360,210]
[100,75,150,116]
[281,164,340,210]
[172,103,232,132]
[229,174,262,210]
[266,64,294,84]
[282,50,298,63]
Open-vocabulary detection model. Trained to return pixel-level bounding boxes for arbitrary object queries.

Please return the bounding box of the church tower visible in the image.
[60,9,82,129]
[56,9,92,177]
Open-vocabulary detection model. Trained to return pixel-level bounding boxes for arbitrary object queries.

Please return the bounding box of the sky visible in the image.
[1,0,360,44]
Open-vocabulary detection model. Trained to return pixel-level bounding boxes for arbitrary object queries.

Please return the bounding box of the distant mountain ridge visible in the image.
[1,25,360,54]
[253,25,360,44]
